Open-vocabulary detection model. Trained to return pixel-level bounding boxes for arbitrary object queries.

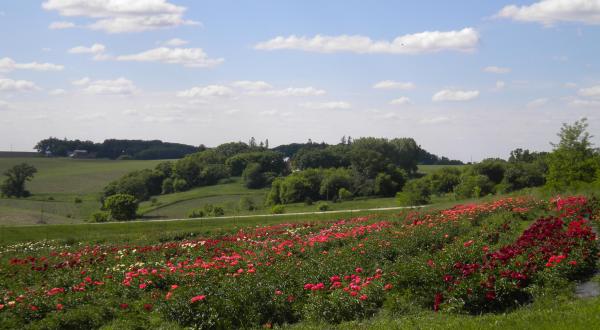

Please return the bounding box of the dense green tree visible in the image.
[103,194,138,221]
[428,167,462,195]
[397,178,431,206]
[454,174,494,199]
[242,163,265,189]
[546,118,600,190]
[319,168,352,200]
[471,158,507,184]
[0,163,37,198]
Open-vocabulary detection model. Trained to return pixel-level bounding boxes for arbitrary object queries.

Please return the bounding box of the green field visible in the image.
[0,156,463,226]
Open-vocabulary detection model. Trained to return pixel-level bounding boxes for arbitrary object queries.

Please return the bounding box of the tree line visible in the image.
[34,138,200,160]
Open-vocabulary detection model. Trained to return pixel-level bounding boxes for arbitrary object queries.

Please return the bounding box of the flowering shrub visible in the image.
[0,195,597,328]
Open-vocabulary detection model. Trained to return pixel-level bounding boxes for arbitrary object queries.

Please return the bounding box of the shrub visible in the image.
[239,196,257,211]
[161,177,174,194]
[454,174,494,199]
[242,163,266,189]
[172,178,188,192]
[397,178,431,206]
[74,197,83,204]
[317,201,330,211]
[374,173,398,197]
[103,194,138,221]
[188,209,205,218]
[338,188,353,201]
[90,211,109,223]
[271,205,285,214]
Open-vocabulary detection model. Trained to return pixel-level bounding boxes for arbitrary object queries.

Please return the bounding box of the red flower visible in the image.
[119,303,129,310]
[485,291,496,301]
[384,283,393,291]
[433,293,443,312]
[463,240,474,247]
[170,284,179,290]
[56,303,63,311]
[355,267,363,273]
[139,283,147,289]
[359,294,368,301]
[275,290,283,295]
[143,304,153,311]
[190,295,206,303]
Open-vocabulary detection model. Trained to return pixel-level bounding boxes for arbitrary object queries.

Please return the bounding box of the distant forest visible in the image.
[34,136,463,164]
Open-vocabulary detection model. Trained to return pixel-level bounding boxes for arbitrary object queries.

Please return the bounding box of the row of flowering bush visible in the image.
[0,195,597,328]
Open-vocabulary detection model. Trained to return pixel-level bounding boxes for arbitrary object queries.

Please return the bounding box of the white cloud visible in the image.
[255,28,479,54]
[300,101,351,109]
[259,110,278,116]
[49,21,76,29]
[164,38,188,46]
[42,0,200,33]
[123,109,141,116]
[72,77,91,86]
[495,81,506,90]
[578,85,600,98]
[73,77,138,95]
[0,57,64,72]
[75,112,106,121]
[389,96,412,105]
[177,85,233,98]
[483,66,511,74]
[497,0,600,26]
[258,87,326,97]
[225,109,240,115]
[68,43,109,60]
[568,98,600,107]
[68,43,106,54]
[432,89,479,102]
[49,89,66,96]
[116,47,223,68]
[527,98,549,108]
[420,116,450,124]
[0,78,39,92]
[373,80,415,90]
[232,80,273,91]
[564,82,578,88]
[0,100,10,110]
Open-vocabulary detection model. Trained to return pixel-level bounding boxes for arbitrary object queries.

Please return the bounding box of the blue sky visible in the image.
[1,0,599,161]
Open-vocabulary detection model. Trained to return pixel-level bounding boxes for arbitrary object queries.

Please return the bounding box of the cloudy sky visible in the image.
[1,0,600,161]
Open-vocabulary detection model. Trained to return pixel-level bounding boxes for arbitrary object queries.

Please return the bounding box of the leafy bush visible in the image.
[103,194,138,221]
[317,202,330,211]
[338,188,353,201]
[271,205,285,214]
[189,204,225,218]
[397,178,431,206]
[454,174,494,199]
[242,163,266,189]
[239,196,257,211]
[90,211,109,223]
[74,197,83,204]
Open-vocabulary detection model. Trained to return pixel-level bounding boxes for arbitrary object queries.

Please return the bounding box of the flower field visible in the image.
[0,195,598,329]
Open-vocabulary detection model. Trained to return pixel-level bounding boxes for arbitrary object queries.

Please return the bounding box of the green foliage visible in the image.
[103,169,163,201]
[239,196,257,211]
[74,197,83,204]
[161,177,174,194]
[271,204,285,214]
[90,211,109,223]
[103,193,138,221]
[503,162,546,192]
[226,151,285,176]
[471,158,507,184]
[454,174,494,199]
[172,178,188,192]
[428,167,462,196]
[349,137,420,178]
[188,204,225,218]
[242,163,266,189]
[397,178,431,206]
[546,118,600,190]
[338,188,353,201]
[292,146,350,170]
[319,168,352,200]
[316,201,330,211]
[0,163,37,198]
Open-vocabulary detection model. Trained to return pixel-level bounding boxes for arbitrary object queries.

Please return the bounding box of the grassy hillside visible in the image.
[0,157,165,195]
[0,156,464,225]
